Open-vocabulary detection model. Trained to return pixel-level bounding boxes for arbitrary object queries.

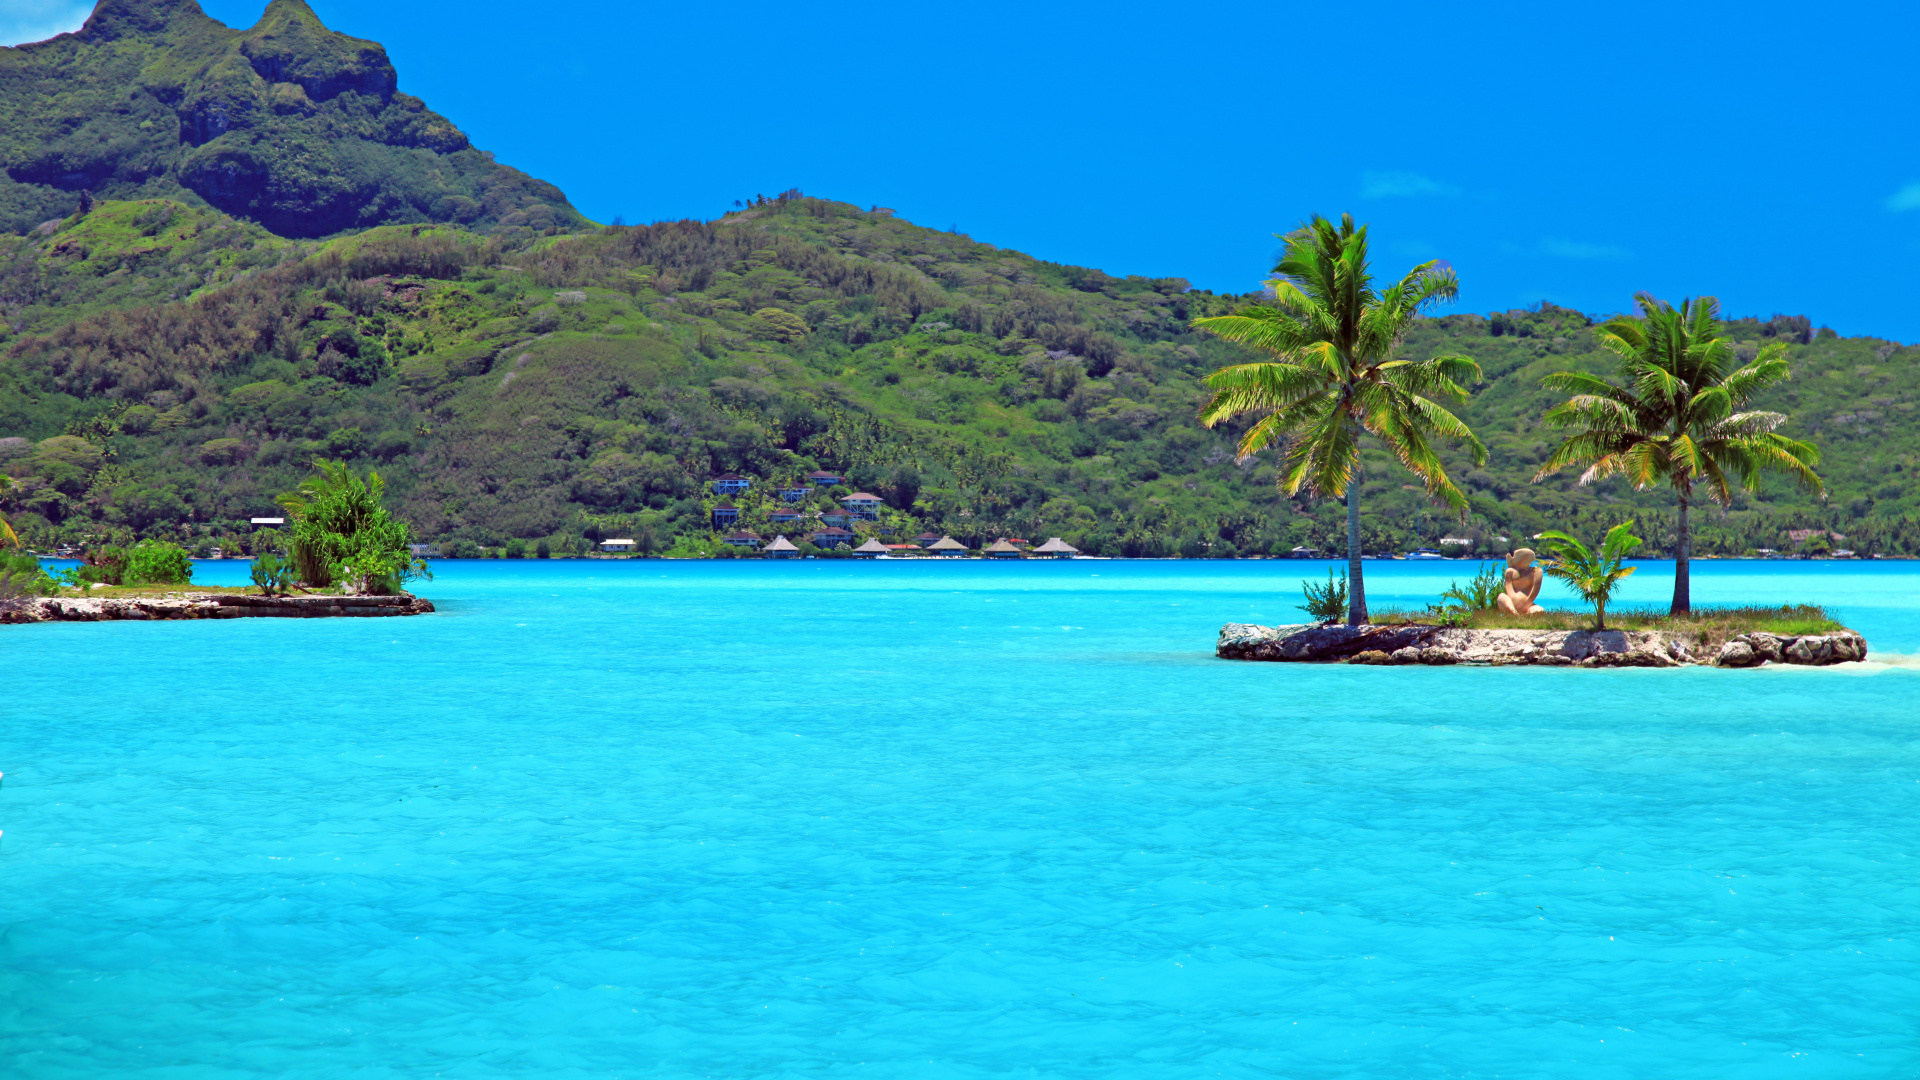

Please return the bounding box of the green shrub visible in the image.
[504,538,527,558]
[124,540,193,585]
[1438,562,1503,612]
[68,546,127,586]
[1298,568,1348,622]
[250,552,294,595]
[276,459,429,594]
[0,552,55,604]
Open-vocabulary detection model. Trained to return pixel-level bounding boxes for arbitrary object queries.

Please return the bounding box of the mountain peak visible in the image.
[1,1,582,238]
[79,0,210,41]
[240,0,397,101]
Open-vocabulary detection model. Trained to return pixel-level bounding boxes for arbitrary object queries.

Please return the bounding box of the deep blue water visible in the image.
[3,559,1917,1078]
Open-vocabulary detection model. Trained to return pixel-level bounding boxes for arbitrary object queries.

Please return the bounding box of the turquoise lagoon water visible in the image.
[2,558,1917,1078]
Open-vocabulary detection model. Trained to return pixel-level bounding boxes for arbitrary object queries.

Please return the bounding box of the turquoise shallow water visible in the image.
[3,559,1918,1078]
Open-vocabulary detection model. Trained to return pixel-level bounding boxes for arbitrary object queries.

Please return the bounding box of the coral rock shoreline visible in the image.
[1217,623,1867,668]
[3,593,434,624]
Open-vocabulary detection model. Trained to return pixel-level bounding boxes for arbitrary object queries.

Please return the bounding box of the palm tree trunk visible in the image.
[1345,486,1368,626]
[1672,482,1692,616]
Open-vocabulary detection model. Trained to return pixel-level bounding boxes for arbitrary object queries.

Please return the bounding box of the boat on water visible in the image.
[1405,548,1444,560]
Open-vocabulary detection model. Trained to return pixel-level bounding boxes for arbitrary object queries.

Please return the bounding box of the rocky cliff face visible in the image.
[0,0,583,237]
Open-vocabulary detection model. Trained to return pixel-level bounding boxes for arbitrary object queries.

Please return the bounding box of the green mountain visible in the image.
[0,0,582,238]
[1,6,1916,561]
[3,190,1917,560]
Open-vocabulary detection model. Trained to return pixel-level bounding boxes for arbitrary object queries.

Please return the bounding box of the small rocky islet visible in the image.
[1216,622,1868,668]
[3,592,433,624]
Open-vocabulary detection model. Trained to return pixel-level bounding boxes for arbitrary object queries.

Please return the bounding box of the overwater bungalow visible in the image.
[984,539,1024,559]
[1032,537,1079,558]
[853,538,889,558]
[711,473,752,495]
[929,536,968,557]
[764,535,800,559]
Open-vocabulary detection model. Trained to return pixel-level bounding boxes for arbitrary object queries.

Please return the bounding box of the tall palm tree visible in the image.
[1194,214,1485,625]
[1535,293,1822,614]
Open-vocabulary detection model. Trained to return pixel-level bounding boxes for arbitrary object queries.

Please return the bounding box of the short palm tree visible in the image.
[1194,214,1486,625]
[1535,293,1822,614]
[1538,521,1642,630]
[0,476,19,549]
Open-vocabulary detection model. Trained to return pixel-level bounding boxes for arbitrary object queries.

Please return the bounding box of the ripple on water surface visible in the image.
[2,559,1918,1078]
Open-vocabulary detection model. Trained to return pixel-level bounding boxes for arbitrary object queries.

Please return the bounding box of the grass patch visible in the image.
[1367,604,1846,652]
[69,584,350,599]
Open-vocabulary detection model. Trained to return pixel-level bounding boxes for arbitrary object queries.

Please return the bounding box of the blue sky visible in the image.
[10,0,1920,339]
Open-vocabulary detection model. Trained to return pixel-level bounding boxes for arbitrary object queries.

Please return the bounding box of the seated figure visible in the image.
[1497,548,1547,616]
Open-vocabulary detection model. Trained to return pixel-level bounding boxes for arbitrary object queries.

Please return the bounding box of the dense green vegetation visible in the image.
[0,0,581,239]
[1,188,1918,559]
[0,4,1916,561]
[276,457,425,592]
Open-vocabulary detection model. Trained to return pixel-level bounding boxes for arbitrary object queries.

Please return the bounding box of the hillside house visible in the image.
[723,531,764,549]
[819,508,852,526]
[807,469,845,487]
[711,473,752,495]
[811,526,856,548]
[929,536,968,557]
[778,485,812,502]
[1032,537,1079,558]
[841,492,883,519]
[711,503,740,526]
[764,536,800,558]
[913,533,943,547]
[770,507,803,525]
[600,539,637,552]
